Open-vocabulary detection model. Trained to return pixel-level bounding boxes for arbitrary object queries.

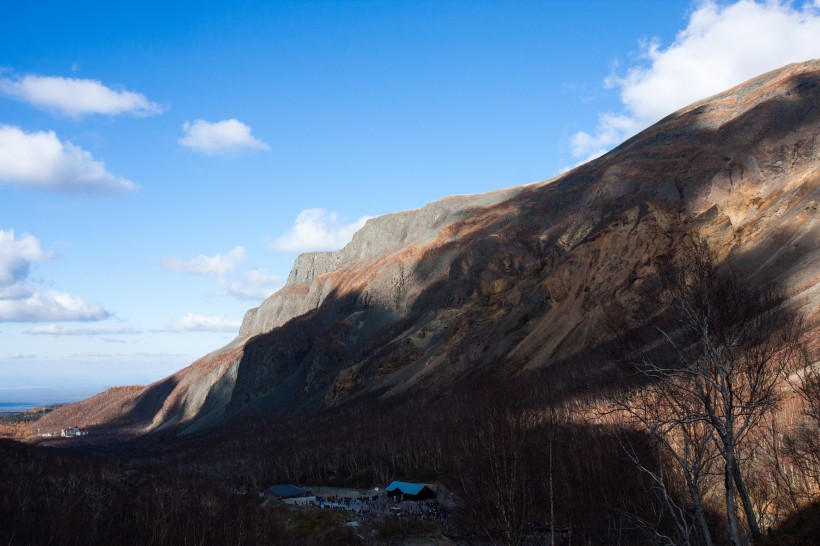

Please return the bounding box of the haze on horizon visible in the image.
[1,0,820,405]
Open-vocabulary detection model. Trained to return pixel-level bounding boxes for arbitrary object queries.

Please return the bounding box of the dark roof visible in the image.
[384,481,431,495]
[268,484,309,497]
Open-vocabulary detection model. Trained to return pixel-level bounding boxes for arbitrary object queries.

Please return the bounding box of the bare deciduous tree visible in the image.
[453,381,539,546]
[787,353,820,498]
[614,381,718,546]
[619,236,805,545]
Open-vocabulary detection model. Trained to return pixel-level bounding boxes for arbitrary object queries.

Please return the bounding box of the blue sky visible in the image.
[1,0,819,404]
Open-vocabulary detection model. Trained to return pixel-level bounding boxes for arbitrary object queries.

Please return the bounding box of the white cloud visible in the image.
[271,208,372,253]
[0,229,110,322]
[570,113,641,164]
[0,283,35,300]
[1,354,36,361]
[162,246,247,276]
[0,229,51,286]
[227,268,283,301]
[26,324,141,336]
[162,247,281,302]
[0,125,136,195]
[178,119,269,156]
[0,290,110,322]
[0,74,164,118]
[166,313,241,333]
[571,0,820,160]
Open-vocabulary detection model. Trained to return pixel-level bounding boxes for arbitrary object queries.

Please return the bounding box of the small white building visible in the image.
[60,427,88,437]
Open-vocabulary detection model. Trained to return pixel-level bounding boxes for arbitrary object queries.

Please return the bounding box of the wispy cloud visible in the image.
[165,313,241,333]
[63,352,189,361]
[26,324,141,336]
[178,118,269,156]
[227,268,282,301]
[162,246,247,277]
[162,246,281,302]
[0,354,36,361]
[0,125,136,195]
[0,74,165,118]
[270,208,371,253]
[570,0,820,162]
[0,229,110,323]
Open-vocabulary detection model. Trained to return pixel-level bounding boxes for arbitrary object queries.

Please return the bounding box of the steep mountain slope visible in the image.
[39,60,820,436]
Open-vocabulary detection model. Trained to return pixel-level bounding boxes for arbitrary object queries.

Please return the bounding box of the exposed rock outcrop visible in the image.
[238,190,520,338]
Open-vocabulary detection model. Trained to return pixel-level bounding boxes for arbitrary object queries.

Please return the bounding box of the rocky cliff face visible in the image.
[43,60,820,436]
[237,190,520,338]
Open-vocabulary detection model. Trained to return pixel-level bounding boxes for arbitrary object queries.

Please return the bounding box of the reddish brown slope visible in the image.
[36,386,146,433]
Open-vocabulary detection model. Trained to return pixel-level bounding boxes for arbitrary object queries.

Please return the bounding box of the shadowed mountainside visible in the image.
[39,59,820,436]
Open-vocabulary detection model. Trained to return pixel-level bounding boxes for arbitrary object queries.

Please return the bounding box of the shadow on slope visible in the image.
[214,65,818,427]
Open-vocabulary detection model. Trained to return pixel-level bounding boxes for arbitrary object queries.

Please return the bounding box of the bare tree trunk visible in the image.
[725,457,743,546]
[549,403,556,546]
[732,462,762,540]
[686,476,714,546]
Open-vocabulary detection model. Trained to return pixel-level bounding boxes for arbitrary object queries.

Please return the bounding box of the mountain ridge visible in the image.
[37,59,820,437]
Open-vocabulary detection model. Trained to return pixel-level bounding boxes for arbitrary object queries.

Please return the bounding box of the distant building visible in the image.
[384,481,436,501]
[60,427,88,437]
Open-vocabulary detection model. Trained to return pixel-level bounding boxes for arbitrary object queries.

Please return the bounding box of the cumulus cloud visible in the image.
[227,268,283,301]
[0,291,110,322]
[0,74,164,118]
[0,229,110,322]
[166,313,241,333]
[162,246,247,276]
[26,324,140,336]
[271,208,372,253]
[0,229,51,286]
[0,125,136,195]
[571,0,820,162]
[178,119,269,156]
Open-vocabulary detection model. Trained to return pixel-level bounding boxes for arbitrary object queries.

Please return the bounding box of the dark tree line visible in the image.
[0,439,359,546]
